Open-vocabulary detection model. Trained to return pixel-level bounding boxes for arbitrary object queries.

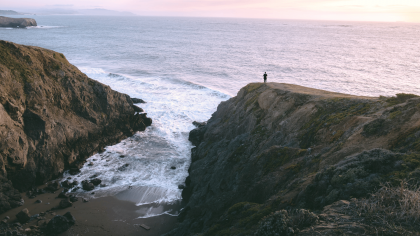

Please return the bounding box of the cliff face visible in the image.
[0,40,151,212]
[171,83,420,235]
[0,16,37,28]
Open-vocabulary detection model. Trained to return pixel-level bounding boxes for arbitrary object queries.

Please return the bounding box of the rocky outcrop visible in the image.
[168,83,420,235]
[0,16,36,28]
[0,40,151,213]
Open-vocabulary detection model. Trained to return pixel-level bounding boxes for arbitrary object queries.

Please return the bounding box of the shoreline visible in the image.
[0,186,181,235]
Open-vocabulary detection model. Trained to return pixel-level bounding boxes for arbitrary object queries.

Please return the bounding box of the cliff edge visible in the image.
[171,83,420,235]
[0,40,151,213]
[0,16,36,28]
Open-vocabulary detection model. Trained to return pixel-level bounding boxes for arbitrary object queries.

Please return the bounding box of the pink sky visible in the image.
[6,0,420,22]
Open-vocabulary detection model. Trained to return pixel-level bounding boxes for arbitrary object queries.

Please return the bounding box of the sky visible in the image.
[5,0,420,22]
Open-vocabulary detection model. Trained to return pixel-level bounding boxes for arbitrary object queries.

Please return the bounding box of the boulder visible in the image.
[90,178,102,186]
[82,180,95,191]
[45,212,75,235]
[16,208,30,223]
[0,16,37,28]
[59,199,72,209]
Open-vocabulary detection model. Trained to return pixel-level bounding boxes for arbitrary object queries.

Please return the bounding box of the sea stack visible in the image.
[0,40,151,213]
[0,16,37,28]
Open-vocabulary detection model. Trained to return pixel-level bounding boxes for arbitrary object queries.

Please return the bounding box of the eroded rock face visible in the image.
[0,16,37,28]
[168,83,420,235]
[0,40,152,213]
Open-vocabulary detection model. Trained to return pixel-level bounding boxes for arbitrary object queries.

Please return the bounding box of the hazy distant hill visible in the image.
[0,10,23,15]
[78,8,136,16]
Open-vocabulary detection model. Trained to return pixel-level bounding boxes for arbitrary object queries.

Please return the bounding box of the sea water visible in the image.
[1,15,419,217]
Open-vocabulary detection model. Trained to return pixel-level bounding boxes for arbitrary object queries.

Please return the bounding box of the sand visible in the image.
[0,187,181,236]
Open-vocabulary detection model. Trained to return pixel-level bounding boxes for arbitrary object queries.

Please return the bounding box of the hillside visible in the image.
[169,83,420,235]
[0,40,151,213]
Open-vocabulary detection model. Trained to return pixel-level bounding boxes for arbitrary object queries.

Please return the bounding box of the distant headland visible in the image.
[0,16,37,28]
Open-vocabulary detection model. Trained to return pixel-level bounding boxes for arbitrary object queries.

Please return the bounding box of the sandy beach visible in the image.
[0,186,181,236]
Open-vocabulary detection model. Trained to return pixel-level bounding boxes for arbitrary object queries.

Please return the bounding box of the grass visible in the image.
[299,100,372,148]
[353,181,420,233]
[386,93,419,106]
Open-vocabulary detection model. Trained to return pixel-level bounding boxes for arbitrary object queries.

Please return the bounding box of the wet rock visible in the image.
[133,105,144,113]
[59,199,72,209]
[4,216,9,220]
[16,208,30,223]
[119,155,125,158]
[71,187,80,192]
[188,123,207,146]
[69,196,78,203]
[170,166,176,170]
[35,200,42,203]
[118,164,130,171]
[82,198,89,203]
[100,184,107,187]
[67,177,72,180]
[192,121,207,127]
[89,174,99,179]
[57,192,67,198]
[88,162,94,166]
[44,182,59,193]
[131,98,146,103]
[90,178,102,186]
[178,185,185,189]
[69,168,80,175]
[81,180,95,191]
[45,212,75,235]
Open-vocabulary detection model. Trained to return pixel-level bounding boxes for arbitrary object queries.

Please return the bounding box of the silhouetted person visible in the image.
[263,72,267,83]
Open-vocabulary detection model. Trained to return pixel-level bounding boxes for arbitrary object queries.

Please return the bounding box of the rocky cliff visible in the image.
[0,40,151,213]
[170,83,420,235]
[0,16,36,28]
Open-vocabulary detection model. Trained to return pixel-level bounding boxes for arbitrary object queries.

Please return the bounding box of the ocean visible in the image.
[1,15,420,218]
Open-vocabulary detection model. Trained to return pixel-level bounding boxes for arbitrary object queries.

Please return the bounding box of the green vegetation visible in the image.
[386,93,419,106]
[299,99,372,148]
[391,126,420,152]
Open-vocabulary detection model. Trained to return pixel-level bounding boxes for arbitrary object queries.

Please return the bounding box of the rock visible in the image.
[35,199,42,203]
[118,163,130,171]
[59,199,72,209]
[69,196,78,203]
[131,98,146,103]
[44,182,59,193]
[192,121,206,127]
[61,180,71,188]
[69,168,80,175]
[0,16,37,28]
[71,187,80,192]
[133,105,144,113]
[45,212,75,235]
[119,155,125,158]
[170,166,176,170]
[81,180,95,191]
[67,177,72,180]
[178,185,185,189]
[89,174,99,179]
[100,184,107,187]
[90,178,102,186]
[4,216,9,220]
[188,124,207,146]
[16,208,30,223]
[82,198,89,203]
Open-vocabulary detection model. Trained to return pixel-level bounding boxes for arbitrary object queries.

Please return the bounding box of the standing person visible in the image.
[263,72,267,83]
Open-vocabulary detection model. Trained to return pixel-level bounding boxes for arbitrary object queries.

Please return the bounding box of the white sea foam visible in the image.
[61,67,230,208]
